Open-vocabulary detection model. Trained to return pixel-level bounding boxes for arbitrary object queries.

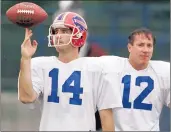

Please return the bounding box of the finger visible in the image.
[28,32,33,39]
[25,32,33,41]
[21,39,30,47]
[22,33,33,46]
[28,29,32,35]
[25,28,32,38]
[32,40,38,48]
[25,28,28,38]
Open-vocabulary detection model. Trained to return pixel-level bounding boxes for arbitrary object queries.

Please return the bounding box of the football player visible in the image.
[100,28,170,131]
[18,12,122,131]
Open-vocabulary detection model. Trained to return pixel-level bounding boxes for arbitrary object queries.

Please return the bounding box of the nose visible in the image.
[56,34,61,39]
[143,46,150,52]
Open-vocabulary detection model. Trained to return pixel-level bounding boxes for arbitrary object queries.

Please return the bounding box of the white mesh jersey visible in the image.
[100,56,170,131]
[27,56,122,131]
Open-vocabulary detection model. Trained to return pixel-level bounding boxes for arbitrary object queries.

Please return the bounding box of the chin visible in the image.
[55,46,64,52]
[140,60,149,66]
[55,45,70,52]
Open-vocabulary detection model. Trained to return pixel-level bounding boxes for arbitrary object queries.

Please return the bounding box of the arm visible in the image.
[18,28,38,103]
[163,62,170,108]
[164,89,170,108]
[99,108,114,131]
[18,57,37,103]
[96,72,122,132]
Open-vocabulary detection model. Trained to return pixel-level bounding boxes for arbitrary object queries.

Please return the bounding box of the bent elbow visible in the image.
[19,95,36,104]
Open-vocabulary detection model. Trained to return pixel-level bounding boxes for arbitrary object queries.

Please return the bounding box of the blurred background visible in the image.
[1,0,170,131]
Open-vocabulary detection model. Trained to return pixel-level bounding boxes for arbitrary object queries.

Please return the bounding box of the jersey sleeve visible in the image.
[156,61,171,107]
[31,58,44,97]
[163,76,170,107]
[96,71,122,110]
[162,62,170,107]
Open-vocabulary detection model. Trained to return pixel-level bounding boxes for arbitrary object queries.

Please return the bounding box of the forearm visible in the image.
[18,57,37,103]
[99,109,115,131]
[101,118,115,131]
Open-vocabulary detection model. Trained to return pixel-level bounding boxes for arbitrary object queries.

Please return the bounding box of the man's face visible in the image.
[53,28,72,46]
[128,33,154,66]
[52,27,73,51]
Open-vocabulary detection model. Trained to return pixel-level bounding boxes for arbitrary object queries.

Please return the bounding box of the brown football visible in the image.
[6,2,48,28]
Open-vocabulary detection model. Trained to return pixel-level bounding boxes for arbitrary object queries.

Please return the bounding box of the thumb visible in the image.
[32,40,38,48]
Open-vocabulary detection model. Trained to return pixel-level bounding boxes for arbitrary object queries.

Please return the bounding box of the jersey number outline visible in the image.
[122,75,154,111]
[47,68,83,105]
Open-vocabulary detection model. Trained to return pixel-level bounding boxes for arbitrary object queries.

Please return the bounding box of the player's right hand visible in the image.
[21,28,38,59]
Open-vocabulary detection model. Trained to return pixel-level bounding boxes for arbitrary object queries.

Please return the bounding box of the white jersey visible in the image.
[26,56,122,131]
[100,56,170,131]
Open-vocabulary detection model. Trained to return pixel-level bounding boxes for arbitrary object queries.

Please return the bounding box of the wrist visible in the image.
[21,56,31,61]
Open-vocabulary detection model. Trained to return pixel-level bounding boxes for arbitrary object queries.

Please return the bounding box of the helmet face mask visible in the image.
[48,23,81,47]
[47,12,87,48]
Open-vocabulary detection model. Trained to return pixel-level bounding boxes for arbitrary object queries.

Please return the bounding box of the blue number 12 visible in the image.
[122,75,154,111]
[48,68,83,105]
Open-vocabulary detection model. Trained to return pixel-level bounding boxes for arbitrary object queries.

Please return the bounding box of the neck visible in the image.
[58,49,79,63]
[128,57,148,71]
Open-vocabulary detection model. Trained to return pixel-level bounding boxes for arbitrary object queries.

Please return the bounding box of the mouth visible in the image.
[141,55,149,59]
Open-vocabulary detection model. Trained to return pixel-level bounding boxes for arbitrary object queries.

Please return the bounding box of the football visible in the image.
[6,2,48,28]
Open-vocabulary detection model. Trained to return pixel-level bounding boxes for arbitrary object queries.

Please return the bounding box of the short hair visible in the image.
[128,27,156,45]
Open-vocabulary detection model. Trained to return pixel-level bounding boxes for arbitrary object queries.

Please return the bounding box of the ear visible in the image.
[127,43,132,53]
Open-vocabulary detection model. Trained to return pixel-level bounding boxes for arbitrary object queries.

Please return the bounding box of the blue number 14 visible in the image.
[122,75,154,111]
[48,68,83,105]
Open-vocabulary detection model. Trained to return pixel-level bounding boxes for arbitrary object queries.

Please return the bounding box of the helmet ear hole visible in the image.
[76,33,82,38]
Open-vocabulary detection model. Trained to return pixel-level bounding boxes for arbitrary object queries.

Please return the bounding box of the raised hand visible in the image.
[21,28,38,59]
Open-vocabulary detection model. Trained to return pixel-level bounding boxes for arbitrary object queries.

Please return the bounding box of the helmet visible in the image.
[48,12,88,47]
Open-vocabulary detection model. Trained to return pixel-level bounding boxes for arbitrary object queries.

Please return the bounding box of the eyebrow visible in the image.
[138,42,153,45]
